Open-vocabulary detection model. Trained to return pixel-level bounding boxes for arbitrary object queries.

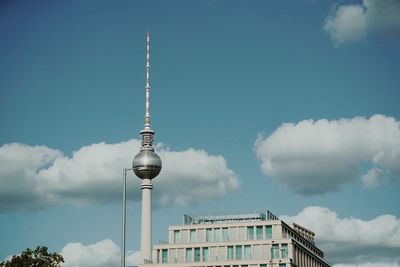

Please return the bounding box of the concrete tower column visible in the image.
[140,179,153,263]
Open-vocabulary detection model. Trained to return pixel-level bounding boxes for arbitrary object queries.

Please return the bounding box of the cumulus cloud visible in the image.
[282,206,400,265]
[324,0,400,46]
[61,239,139,267]
[0,139,239,212]
[324,4,367,46]
[283,206,400,248]
[255,114,400,195]
[362,168,384,188]
[0,143,62,210]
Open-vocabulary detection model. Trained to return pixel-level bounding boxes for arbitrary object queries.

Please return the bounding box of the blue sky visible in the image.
[1,0,400,266]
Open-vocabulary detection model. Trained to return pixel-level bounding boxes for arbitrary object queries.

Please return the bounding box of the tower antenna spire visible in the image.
[145,31,151,129]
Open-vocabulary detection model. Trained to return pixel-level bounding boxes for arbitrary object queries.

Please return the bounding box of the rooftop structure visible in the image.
[183,211,279,225]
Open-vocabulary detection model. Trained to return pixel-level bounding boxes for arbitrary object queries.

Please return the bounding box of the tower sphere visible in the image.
[132,149,162,180]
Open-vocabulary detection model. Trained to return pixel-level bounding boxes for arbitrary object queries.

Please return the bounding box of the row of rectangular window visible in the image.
[158,243,288,263]
[173,226,273,244]
[247,226,272,240]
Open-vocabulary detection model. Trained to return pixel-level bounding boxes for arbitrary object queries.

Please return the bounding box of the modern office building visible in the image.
[138,211,330,267]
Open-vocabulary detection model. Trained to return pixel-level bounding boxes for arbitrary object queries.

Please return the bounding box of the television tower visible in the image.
[132,32,162,264]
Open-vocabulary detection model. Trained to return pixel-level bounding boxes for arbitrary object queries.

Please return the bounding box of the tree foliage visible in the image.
[0,246,64,267]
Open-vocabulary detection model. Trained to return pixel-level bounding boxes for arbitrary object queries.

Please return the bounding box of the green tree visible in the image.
[0,246,64,267]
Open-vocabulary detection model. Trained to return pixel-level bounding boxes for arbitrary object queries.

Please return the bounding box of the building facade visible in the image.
[139,211,330,267]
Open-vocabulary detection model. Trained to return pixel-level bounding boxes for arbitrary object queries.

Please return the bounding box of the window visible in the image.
[228,246,234,260]
[244,245,251,259]
[279,264,286,267]
[190,229,197,243]
[194,247,201,262]
[272,244,279,259]
[266,226,272,239]
[282,244,288,258]
[203,247,209,261]
[186,248,192,262]
[247,226,254,240]
[236,245,242,260]
[215,228,221,242]
[256,226,263,240]
[162,249,168,263]
[260,265,267,267]
[206,228,213,242]
[174,230,181,244]
[222,227,229,241]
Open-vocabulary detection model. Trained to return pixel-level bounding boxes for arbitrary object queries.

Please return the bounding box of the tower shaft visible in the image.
[141,179,153,263]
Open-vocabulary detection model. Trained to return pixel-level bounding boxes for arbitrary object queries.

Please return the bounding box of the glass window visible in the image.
[190,229,197,243]
[174,230,181,244]
[279,264,286,267]
[272,244,279,259]
[162,249,168,263]
[228,246,234,260]
[244,245,251,259]
[215,228,221,242]
[242,265,248,267]
[247,226,254,240]
[260,265,267,267]
[256,226,263,240]
[186,248,192,262]
[203,247,209,261]
[236,245,242,260]
[282,244,288,258]
[206,228,213,242]
[223,227,229,241]
[194,247,201,262]
[266,226,272,239]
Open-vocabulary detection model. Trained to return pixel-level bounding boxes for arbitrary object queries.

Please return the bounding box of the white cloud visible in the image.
[283,206,400,248]
[61,239,139,267]
[362,168,384,188]
[0,139,239,212]
[324,0,400,46]
[282,206,400,265]
[324,4,367,46]
[255,114,400,195]
[157,148,239,205]
[0,143,62,210]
